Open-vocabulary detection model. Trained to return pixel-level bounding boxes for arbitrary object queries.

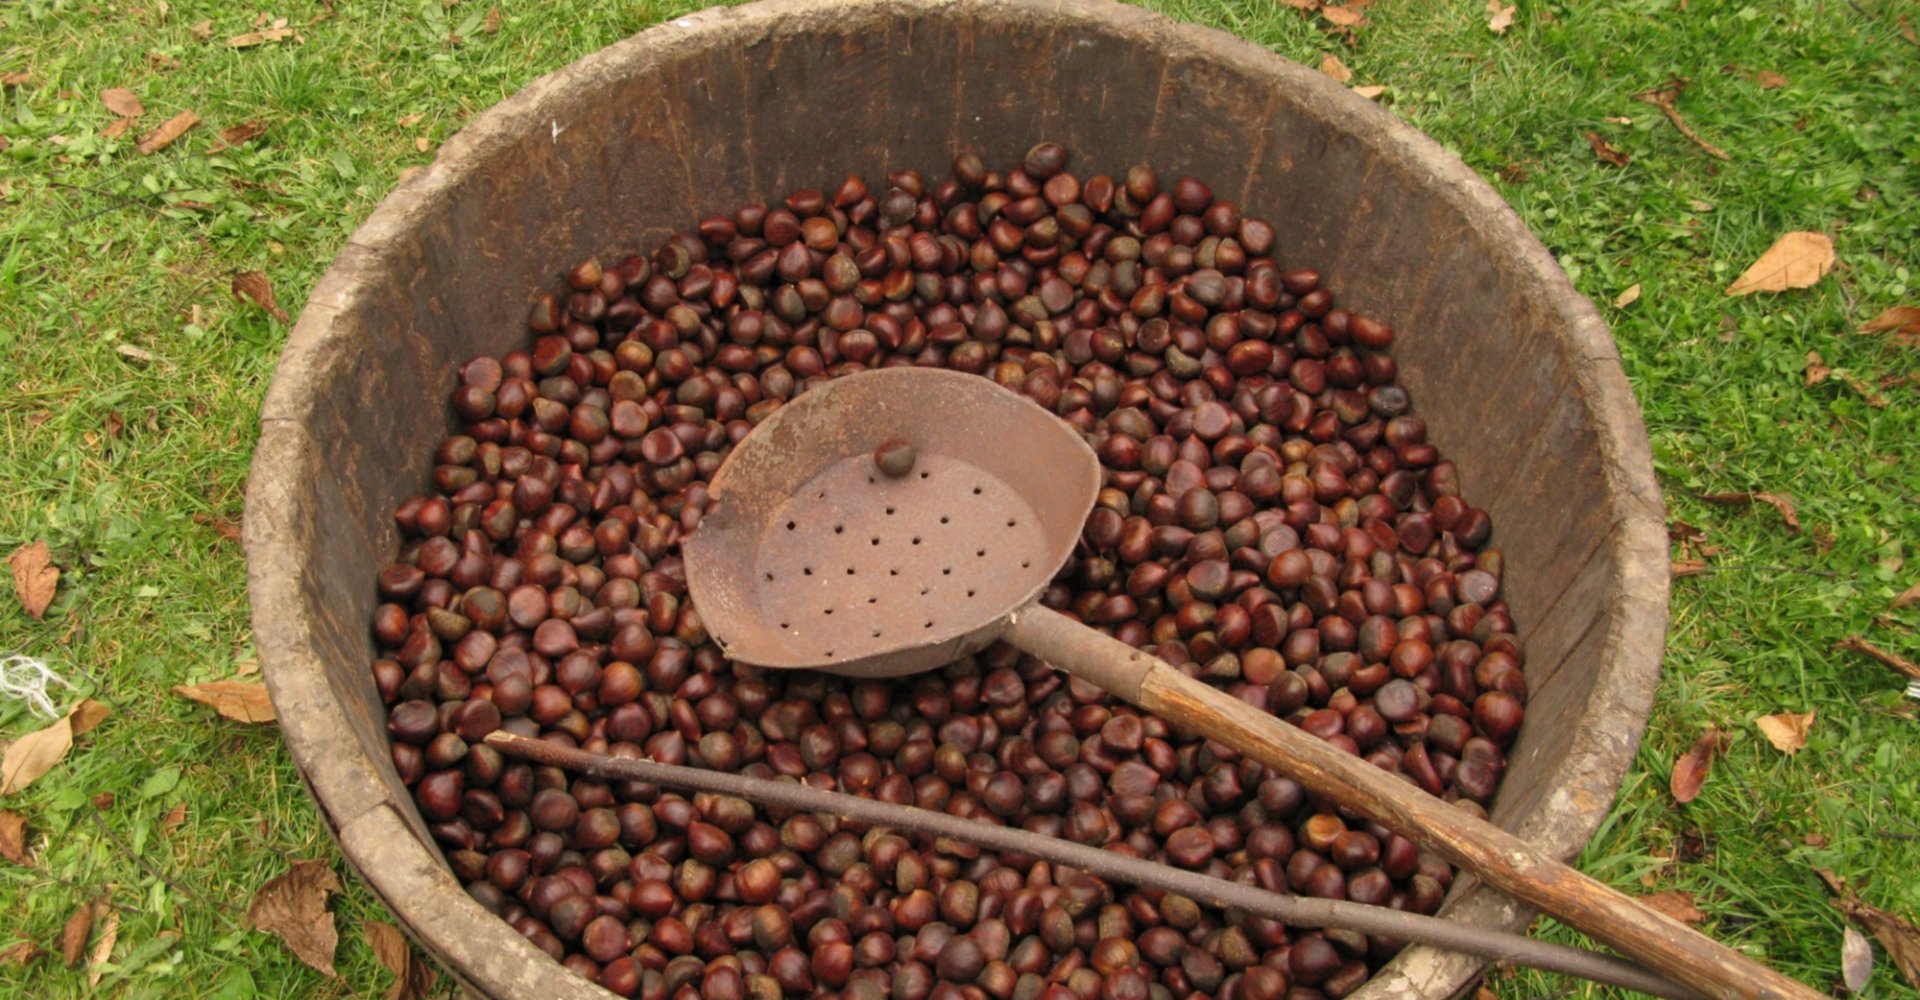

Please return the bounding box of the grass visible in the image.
[1,0,1916,996]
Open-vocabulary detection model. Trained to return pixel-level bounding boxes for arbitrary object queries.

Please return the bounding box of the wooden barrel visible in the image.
[244,1,1668,996]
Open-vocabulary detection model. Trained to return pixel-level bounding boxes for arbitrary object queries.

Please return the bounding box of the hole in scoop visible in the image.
[942,567,952,575]
[1021,559,1032,568]
[911,537,922,545]
[823,608,833,615]
[976,548,986,557]
[846,568,856,576]
[803,567,813,576]
[885,506,896,515]
[1006,518,1017,527]
[966,589,976,598]
[919,471,929,479]
[940,515,950,524]
[972,485,982,495]
[924,621,933,629]
[834,525,844,534]
[764,572,775,581]
[786,521,796,531]
[871,628,882,638]
[867,596,878,604]
[871,538,881,546]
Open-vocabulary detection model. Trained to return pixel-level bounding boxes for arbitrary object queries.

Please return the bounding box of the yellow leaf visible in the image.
[1725,231,1835,295]
[1319,54,1352,83]
[1614,283,1642,309]
[1755,710,1814,754]
[1351,84,1388,100]
[226,27,297,47]
[175,679,276,723]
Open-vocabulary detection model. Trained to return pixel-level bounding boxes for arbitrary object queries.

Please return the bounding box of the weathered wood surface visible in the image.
[244,1,1670,997]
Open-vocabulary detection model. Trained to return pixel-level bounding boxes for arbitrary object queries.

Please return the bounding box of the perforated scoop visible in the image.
[685,367,1098,678]
[683,367,1807,1000]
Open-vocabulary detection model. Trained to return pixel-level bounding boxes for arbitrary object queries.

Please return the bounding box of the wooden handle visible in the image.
[1002,604,1826,1000]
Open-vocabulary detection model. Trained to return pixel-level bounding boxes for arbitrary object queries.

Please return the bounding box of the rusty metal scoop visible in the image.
[686,366,1821,1000]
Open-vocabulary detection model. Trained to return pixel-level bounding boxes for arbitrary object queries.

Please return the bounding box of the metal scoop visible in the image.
[686,367,1823,1000]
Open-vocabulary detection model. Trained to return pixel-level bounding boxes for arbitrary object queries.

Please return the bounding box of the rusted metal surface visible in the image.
[686,368,1098,677]
[244,1,1669,997]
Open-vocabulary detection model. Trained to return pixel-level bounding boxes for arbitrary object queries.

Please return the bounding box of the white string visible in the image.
[0,654,75,719]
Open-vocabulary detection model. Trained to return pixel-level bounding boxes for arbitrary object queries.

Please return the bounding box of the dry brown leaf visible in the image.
[483,7,500,32]
[1756,710,1814,754]
[1585,131,1631,167]
[1320,5,1366,27]
[1842,926,1873,993]
[1351,84,1388,100]
[1,72,33,88]
[137,110,198,154]
[1903,15,1919,47]
[116,343,155,364]
[68,699,110,738]
[85,907,118,987]
[1806,350,1832,387]
[1642,890,1707,923]
[1486,0,1516,34]
[100,88,144,118]
[413,136,432,153]
[1672,558,1708,577]
[231,271,290,323]
[1836,636,1920,680]
[175,679,276,723]
[249,859,341,976]
[1280,0,1320,9]
[59,901,94,967]
[189,19,213,40]
[193,512,243,542]
[9,541,58,619]
[1891,581,1920,611]
[100,117,139,139]
[1670,726,1723,803]
[1319,54,1353,83]
[212,119,267,151]
[0,811,28,865]
[1757,70,1788,89]
[1725,232,1835,295]
[1860,306,1920,347]
[0,939,45,966]
[1839,371,1890,408]
[1614,283,1642,309]
[1,715,72,795]
[227,27,298,47]
[365,920,436,1000]
[1699,491,1801,532]
[160,802,188,833]
[1821,872,1920,989]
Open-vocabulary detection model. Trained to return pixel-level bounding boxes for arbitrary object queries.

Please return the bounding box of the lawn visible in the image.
[1,0,1916,996]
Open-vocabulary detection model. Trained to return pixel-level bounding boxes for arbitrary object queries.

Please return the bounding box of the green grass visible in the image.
[1,0,1916,996]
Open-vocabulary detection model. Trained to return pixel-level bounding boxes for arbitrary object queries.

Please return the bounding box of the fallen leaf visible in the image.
[1755,710,1814,754]
[85,907,118,987]
[1842,926,1873,992]
[227,27,298,47]
[192,512,243,542]
[100,116,139,139]
[1,715,72,795]
[1280,0,1319,8]
[1642,890,1707,923]
[9,541,58,619]
[1486,0,1515,34]
[212,119,267,152]
[365,920,436,1000]
[1351,84,1388,100]
[0,811,28,865]
[1839,371,1890,408]
[1605,115,1633,125]
[231,271,290,323]
[1611,284,1641,310]
[1821,872,1920,990]
[1319,54,1352,83]
[1757,70,1788,89]
[60,901,94,967]
[1320,5,1366,27]
[1725,232,1835,295]
[1581,131,1631,168]
[413,136,432,153]
[1698,491,1800,532]
[91,791,114,810]
[175,680,276,723]
[160,802,188,833]
[1,72,32,87]
[189,19,213,40]
[1860,305,1920,347]
[100,88,144,118]
[115,343,155,364]
[1670,727,1723,803]
[1836,636,1920,680]
[137,109,198,154]
[1892,581,1920,611]
[1806,350,1832,387]
[0,939,45,966]
[483,7,500,32]
[1903,15,1918,47]
[249,859,341,976]
[68,699,110,737]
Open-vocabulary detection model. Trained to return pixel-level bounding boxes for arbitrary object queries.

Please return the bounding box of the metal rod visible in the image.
[486,732,1696,999]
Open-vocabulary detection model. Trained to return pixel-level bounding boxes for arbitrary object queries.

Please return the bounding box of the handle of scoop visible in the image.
[1001,604,1826,1000]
